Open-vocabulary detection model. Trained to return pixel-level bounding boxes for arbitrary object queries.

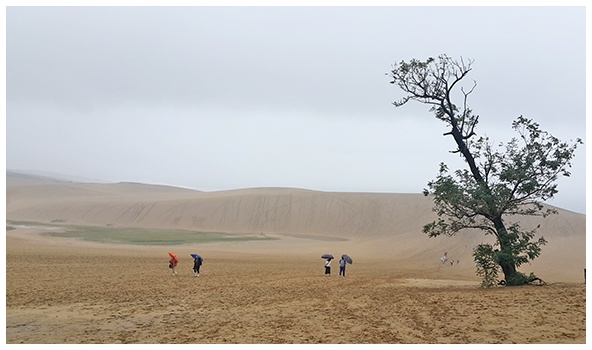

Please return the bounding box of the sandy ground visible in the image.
[5,228,586,344]
[5,174,587,344]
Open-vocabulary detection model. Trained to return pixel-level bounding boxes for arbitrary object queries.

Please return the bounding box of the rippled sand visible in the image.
[6,229,585,344]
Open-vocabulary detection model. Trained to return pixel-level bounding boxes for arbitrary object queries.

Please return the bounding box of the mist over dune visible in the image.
[5,171,586,282]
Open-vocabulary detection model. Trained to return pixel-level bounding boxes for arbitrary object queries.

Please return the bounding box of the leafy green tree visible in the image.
[388,55,582,286]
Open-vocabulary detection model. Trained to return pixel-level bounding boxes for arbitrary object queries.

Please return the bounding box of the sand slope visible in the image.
[5,229,586,344]
[6,171,585,282]
[5,172,587,344]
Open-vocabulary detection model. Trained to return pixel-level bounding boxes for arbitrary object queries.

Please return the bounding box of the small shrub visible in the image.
[474,244,500,288]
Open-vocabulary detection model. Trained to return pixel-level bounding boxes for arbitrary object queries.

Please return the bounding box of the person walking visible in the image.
[193,256,203,277]
[325,258,332,276]
[168,253,178,276]
[339,257,346,277]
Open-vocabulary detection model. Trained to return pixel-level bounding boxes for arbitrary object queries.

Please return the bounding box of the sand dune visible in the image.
[5,171,586,343]
[6,171,586,282]
[8,178,434,238]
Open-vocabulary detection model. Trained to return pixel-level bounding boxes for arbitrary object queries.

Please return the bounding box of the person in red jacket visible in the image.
[168,252,178,276]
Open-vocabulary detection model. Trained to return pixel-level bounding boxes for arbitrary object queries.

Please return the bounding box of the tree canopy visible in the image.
[388,55,582,286]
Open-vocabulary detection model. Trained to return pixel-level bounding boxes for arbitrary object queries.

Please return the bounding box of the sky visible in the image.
[4,4,588,214]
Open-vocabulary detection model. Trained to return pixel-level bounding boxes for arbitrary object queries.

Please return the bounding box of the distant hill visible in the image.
[7,171,436,238]
[6,170,583,236]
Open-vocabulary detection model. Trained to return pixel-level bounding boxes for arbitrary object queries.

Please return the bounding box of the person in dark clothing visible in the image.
[193,257,203,277]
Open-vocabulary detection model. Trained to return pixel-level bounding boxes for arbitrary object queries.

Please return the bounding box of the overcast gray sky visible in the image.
[5,6,587,213]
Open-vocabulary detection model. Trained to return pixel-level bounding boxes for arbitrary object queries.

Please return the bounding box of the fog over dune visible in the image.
[6,6,585,214]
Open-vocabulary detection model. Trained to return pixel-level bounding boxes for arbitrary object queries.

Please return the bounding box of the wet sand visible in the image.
[5,228,586,344]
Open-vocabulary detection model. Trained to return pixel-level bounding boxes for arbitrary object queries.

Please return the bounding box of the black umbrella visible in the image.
[341,254,353,264]
[321,254,334,260]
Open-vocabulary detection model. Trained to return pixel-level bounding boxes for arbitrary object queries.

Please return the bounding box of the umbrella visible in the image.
[341,254,353,264]
[321,254,334,260]
[190,253,203,261]
[168,252,178,261]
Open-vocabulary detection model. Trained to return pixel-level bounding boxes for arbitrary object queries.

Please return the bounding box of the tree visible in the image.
[387,54,582,286]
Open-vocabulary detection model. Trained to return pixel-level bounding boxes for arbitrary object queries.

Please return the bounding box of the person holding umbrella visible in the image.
[191,254,203,277]
[168,252,178,276]
[340,254,353,277]
[325,258,332,276]
[321,254,333,276]
[339,256,346,277]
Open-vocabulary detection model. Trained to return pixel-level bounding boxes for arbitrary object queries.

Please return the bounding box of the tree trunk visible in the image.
[493,215,518,282]
[499,259,518,282]
[447,108,519,283]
